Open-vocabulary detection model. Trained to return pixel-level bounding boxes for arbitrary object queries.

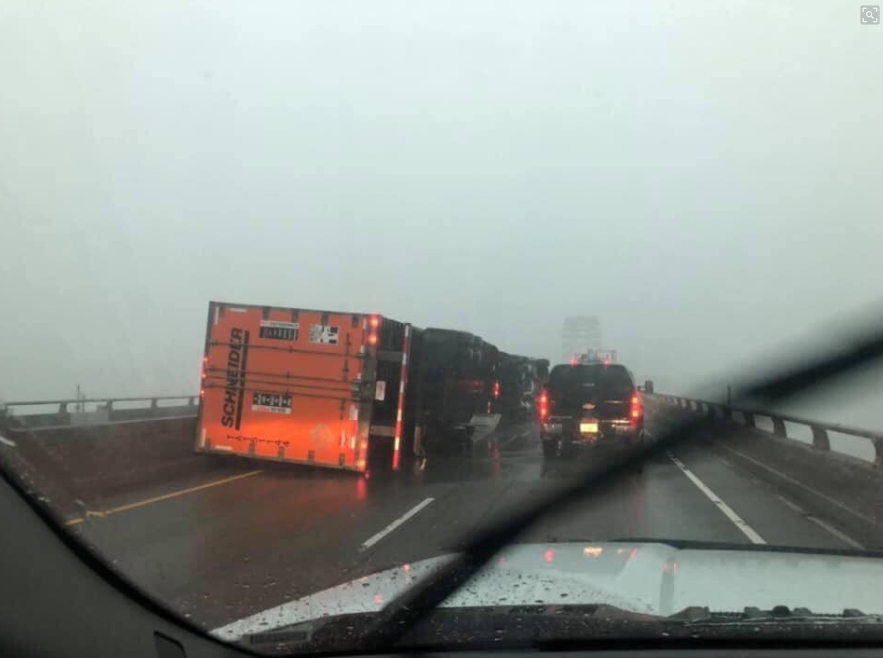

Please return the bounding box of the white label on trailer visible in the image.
[259,320,299,341]
[349,405,359,420]
[375,381,386,401]
[309,324,339,345]
[251,392,293,414]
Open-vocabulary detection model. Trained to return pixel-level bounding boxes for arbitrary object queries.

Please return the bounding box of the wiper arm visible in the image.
[361,322,883,650]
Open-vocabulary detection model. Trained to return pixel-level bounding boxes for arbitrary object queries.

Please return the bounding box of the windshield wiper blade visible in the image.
[359,322,883,650]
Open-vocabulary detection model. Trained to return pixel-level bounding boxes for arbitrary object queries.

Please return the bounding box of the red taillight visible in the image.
[538,389,549,420]
[370,315,381,329]
[630,394,643,424]
[199,388,205,397]
[493,381,500,399]
[368,334,378,345]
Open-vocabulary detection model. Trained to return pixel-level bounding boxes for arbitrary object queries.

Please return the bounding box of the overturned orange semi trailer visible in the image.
[195,302,414,473]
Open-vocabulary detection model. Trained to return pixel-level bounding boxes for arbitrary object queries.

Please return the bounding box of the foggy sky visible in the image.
[2,1,881,421]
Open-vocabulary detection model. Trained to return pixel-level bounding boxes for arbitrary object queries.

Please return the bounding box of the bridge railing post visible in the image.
[772,416,787,438]
[58,401,72,425]
[874,439,883,470]
[811,425,830,451]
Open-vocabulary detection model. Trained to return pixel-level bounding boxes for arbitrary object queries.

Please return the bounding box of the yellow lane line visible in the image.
[63,470,262,527]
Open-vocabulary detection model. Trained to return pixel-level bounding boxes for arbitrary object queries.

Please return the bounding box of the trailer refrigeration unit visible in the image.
[196,302,416,473]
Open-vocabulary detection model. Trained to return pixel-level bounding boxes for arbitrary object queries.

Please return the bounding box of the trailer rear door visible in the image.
[197,303,399,472]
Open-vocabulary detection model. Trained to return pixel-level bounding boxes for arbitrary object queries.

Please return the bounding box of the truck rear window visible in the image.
[548,364,633,393]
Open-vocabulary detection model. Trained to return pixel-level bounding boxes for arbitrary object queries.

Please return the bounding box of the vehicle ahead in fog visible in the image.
[539,362,644,458]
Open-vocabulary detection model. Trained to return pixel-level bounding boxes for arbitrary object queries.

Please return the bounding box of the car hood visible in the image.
[212,541,883,641]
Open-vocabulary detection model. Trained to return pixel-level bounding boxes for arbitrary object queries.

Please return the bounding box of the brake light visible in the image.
[538,389,549,420]
[630,394,642,424]
[367,315,381,347]
[493,381,500,399]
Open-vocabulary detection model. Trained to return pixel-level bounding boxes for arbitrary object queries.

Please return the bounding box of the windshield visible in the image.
[2,1,883,655]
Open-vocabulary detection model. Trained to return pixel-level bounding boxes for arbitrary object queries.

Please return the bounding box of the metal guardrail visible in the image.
[0,395,199,431]
[657,394,883,469]
[1,395,197,414]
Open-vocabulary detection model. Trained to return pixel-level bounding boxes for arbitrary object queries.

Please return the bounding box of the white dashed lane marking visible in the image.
[360,497,435,551]
[668,452,766,545]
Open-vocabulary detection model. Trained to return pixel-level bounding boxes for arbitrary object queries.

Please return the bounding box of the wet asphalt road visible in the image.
[66,408,859,632]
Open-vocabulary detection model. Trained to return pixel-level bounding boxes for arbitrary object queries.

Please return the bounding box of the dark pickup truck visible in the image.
[539,362,644,458]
